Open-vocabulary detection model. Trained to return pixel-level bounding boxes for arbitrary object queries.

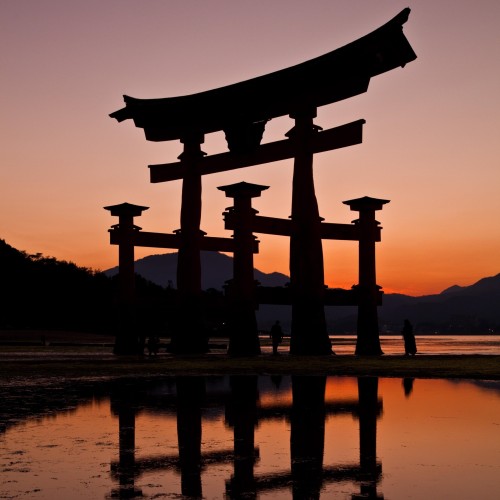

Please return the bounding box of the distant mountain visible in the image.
[327,274,500,334]
[440,285,464,294]
[5,236,496,334]
[104,251,290,290]
[377,274,500,333]
[258,274,500,333]
[105,251,500,333]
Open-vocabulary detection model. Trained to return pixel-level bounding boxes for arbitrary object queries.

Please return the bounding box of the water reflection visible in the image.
[1,376,499,499]
[106,376,384,499]
[177,377,205,497]
[226,376,258,498]
[110,383,143,498]
[402,378,414,397]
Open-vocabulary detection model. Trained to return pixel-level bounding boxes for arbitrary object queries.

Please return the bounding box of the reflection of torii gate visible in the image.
[109,376,384,499]
[107,9,416,355]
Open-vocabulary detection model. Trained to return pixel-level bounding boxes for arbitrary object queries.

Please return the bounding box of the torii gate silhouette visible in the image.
[107,8,416,356]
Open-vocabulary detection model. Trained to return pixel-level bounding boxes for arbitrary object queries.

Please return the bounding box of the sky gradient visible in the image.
[1,0,499,296]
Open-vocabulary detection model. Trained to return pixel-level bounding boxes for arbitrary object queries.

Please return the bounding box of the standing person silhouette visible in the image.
[270,320,283,355]
[402,319,417,356]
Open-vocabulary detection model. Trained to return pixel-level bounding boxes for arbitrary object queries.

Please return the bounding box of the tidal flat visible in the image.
[1,331,499,382]
[1,351,499,382]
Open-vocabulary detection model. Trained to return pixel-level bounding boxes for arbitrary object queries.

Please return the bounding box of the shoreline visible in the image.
[1,331,499,381]
[1,352,499,381]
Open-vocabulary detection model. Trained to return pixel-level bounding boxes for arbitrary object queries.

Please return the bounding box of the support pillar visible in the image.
[288,108,332,355]
[219,182,268,356]
[343,197,389,356]
[170,133,208,353]
[104,202,149,355]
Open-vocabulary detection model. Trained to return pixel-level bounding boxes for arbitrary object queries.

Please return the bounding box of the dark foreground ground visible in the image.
[1,330,499,381]
[4,353,500,380]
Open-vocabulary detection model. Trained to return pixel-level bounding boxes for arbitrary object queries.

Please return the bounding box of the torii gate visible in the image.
[107,9,416,355]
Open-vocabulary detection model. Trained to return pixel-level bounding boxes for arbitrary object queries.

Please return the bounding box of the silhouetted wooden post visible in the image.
[288,108,332,355]
[170,133,208,354]
[219,182,268,356]
[343,197,389,355]
[104,202,148,355]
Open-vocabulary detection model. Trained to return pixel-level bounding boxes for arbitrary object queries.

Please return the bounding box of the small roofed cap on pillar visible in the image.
[104,202,149,217]
[217,181,269,198]
[343,196,390,211]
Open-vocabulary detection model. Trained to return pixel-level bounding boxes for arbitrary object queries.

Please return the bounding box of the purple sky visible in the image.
[1,1,499,295]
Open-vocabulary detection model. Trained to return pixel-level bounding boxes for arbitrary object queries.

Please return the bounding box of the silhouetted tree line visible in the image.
[0,239,227,334]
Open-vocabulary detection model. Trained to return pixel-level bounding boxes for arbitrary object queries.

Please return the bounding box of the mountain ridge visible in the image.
[104,251,500,333]
[1,239,498,334]
[104,251,290,289]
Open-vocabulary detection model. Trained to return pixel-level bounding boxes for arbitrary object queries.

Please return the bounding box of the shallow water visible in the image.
[258,334,500,355]
[1,375,499,499]
[1,335,499,361]
[329,334,500,356]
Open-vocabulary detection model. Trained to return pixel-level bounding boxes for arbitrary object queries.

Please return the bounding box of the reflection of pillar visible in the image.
[288,109,331,355]
[343,197,389,356]
[104,202,149,355]
[291,376,326,499]
[353,377,384,500]
[176,376,205,498]
[219,182,268,356]
[110,387,142,498]
[225,376,259,499]
[403,378,414,397]
[171,133,208,354]
[357,377,379,475]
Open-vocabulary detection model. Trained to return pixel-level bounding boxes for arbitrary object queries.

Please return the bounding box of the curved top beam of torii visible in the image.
[110,8,416,142]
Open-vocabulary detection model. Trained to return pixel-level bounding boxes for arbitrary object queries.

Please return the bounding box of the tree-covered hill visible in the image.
[0,239,168,332]
[3,238,499,334]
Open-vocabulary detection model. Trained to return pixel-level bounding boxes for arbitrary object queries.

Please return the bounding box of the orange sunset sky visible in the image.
[1,1,499,296]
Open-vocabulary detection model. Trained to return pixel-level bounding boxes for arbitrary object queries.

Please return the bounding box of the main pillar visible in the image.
[343,197,389,356]
[288,108,332,355]
[170,132,208,353]
[219,182,268,356]
[104,202,149,355]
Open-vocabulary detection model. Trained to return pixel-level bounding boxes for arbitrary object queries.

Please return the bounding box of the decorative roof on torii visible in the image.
[110,8,416,142]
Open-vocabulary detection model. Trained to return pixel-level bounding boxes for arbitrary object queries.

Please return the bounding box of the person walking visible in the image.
[402,319,417,356]
[270,320,283,355]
